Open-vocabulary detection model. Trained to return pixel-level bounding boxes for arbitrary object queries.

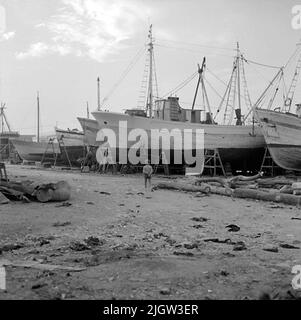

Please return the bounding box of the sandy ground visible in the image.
[1,164,301,300]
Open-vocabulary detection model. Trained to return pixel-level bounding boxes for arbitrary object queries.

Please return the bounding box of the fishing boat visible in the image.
[10,139,60,162]
[9,93,61,163]
[0,103,36,161]
[79,26,266,173]
[91,98,265,172]
[255,43,301,172]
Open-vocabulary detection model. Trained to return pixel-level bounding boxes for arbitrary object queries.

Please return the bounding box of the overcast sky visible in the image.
[0,0,300,135]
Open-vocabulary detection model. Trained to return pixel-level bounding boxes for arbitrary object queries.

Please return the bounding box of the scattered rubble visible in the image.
[226,224,241,232]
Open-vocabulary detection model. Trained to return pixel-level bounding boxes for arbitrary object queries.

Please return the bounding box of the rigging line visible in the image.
[155,43,234,58]
[243,57,281,69]
[156,38,235,51]
[208,65,250,110]
[284,45,300,69]
[267,71,283,110]
[203,77,224,100]
[162,71,198,98]
[206,68,228,87]
[243,59,274,85]
[152,51,159,98]
[101,46,145,106]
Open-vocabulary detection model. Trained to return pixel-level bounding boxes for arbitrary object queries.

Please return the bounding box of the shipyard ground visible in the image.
[1,165,301,300]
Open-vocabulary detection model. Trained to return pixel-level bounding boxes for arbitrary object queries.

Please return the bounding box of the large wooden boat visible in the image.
[78,96,266,173]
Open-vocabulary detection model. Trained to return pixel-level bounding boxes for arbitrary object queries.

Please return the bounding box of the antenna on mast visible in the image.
[97,77,101,111]
[86,101,90,119]
[137,25,159,117]
[37,91,40,143]
[146,24,154,117]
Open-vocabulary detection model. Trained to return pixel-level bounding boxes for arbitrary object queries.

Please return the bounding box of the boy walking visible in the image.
[143,160,153,190]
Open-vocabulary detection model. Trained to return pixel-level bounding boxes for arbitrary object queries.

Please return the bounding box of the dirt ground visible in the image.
[1,164,301,300]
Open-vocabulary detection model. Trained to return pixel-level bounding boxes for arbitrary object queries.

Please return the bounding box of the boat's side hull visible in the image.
[11,140,60,162]
[256,109,301,171]
[78,114,265,172]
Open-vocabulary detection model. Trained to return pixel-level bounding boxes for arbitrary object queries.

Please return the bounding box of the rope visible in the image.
[155,43,233,58]
[243,57,281,69]
[162,71,198,98]
[204,77,223,100]
[206,68,228,87]
[152,51,159,99]
[101,46,145,106]
[156,38,234,51]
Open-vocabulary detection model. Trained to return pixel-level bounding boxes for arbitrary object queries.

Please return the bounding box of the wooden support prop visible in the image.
[0,192,10,204]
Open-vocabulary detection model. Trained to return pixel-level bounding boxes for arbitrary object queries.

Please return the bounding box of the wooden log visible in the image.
[229,172,263,183]
[0,180,71,202]
[257,178,294,188]
[154,182,211,194]
[233,188,301,206]
[35,189,54,203]
[50,181,71,201]
[280,185,294,194]
[209,186,233,196]
[194,177,228,187]
[155,181,301,206]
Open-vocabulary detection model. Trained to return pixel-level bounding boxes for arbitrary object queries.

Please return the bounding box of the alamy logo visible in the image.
[292,265,301,290]
[94,121,205,170]
[292,5,301,29]
[0,266,6,291]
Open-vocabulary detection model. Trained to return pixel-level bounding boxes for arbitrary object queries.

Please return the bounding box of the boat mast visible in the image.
[191,57,214,123]
[236,42,242,113]
[97,77,101,111]
[283,41,301,113]
[0,102,11,133]
[146,25,154,118]
[192,59,205,111]
[37,91,40,143]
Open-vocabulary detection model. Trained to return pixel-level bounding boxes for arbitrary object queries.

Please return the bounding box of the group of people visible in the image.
[82,147,153,190]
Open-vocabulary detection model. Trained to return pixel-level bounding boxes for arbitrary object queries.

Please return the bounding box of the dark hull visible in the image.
[58,145,87,166]
[219,147,265,173]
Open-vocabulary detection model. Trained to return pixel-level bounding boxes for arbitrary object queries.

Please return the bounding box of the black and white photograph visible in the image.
[1,0,301,311]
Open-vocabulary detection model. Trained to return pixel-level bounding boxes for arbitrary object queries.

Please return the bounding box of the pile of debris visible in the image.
[154,173,301,206]
[0,180,71,204]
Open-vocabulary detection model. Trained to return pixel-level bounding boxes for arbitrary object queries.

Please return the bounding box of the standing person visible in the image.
[143,160,153,190]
